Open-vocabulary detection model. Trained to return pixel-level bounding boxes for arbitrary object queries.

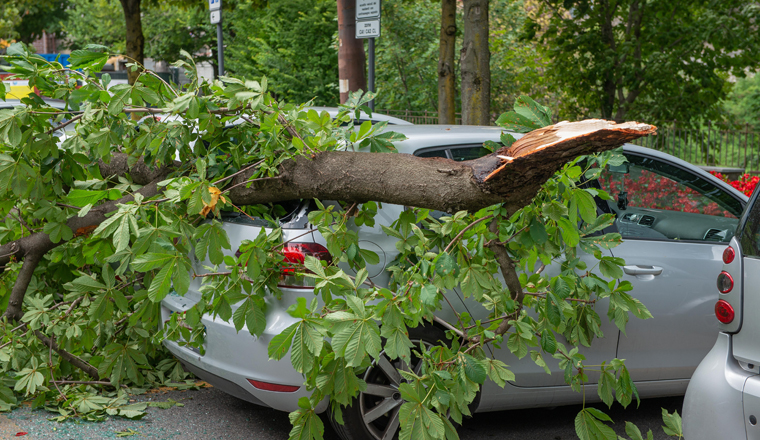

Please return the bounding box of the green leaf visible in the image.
[575,408,617,440]
[288,400,324,440]
[68,189,108,207]
[68,47,109,71]
[495,111,543,133]
[148,263,174,302]
[557,218,580,247]
[574,189,598,224]
[624,421,647,440]
[540,329,557,354]
[661,409,683,437]
[513,96,552,127]
[529,218,548,244]
[435,253,459,277]
[268,322,298,361]
[599,257,624,279]
[132,253,177,272]
[463,354,487,384]
[43,221,73,244]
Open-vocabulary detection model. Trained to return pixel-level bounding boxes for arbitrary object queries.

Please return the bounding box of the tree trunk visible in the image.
[599,0,617,121]
[337,0,367,104]
[438,0,457,124]
[119,0,144,86]
[460,0,490,125]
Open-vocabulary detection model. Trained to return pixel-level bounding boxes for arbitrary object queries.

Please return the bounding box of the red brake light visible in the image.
[247,379,299,393]
[723,246,735,264]
[715,299,735,324]
[279,243,332,288]
[717,271,734,294]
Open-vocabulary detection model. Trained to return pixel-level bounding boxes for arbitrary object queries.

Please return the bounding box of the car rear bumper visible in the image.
[683,333,755,439]
[161,291,328,414]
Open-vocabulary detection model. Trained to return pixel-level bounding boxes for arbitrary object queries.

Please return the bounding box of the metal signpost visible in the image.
[209,0,224,77]
[355,0,380,110]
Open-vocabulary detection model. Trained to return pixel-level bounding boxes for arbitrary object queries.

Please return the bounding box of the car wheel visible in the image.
[329,325,449,440]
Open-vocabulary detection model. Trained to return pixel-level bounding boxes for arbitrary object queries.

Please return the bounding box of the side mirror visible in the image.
[617,191,628,211]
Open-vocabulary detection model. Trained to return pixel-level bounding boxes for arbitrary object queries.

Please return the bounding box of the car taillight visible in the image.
[247,379,300,392]
[723,246,735,264]
[715,300,735,324]
[717,271,734,294]
[279,243,332,288]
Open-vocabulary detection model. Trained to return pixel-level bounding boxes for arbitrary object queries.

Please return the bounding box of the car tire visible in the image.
[328,325,449,440]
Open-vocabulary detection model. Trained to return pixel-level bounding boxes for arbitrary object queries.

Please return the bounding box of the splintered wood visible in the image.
[485,120,657,182]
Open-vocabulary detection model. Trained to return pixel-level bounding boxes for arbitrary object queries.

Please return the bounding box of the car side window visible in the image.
[450,146,491,161]
[416,149,449,159]
[597,154,742,242]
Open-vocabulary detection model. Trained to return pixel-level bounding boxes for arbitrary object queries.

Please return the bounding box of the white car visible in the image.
[161,125,746,440]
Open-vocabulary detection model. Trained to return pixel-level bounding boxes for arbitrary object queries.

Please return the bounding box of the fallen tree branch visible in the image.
[34,330,99,379]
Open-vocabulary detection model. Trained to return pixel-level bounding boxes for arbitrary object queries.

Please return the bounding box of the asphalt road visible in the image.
[0,386,684,440]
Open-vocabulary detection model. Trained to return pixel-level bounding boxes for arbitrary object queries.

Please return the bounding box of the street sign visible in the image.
[355,19,380,39]
[356,0,381,20]
[208,0,221,11]
[210,10,221,24]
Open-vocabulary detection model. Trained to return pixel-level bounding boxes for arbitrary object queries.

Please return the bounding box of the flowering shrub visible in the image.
[709,171,760,197]
[600,169,735,218]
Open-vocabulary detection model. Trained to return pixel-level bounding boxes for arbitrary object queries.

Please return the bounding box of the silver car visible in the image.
[683,179,760,439]
[161,125,746,439]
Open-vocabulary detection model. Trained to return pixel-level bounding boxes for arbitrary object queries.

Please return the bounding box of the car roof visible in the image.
[380,125,505,154]
[308,107,413,126]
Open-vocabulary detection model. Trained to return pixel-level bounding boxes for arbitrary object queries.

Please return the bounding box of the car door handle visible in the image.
[623,265,663,276]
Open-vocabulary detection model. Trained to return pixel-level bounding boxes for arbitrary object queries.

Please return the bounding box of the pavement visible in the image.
[0,385,684,440]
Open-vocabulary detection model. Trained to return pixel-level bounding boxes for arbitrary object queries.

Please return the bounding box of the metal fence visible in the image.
[376,109,760,174]
[376,109,462,125]
[629,122,760,174]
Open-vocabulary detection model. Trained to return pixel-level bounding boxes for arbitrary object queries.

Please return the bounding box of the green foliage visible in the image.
[225,0,339,105]
[531,0,760,125]
[0,43,677,440]
[0,0,66,44]
[725,74,760,130]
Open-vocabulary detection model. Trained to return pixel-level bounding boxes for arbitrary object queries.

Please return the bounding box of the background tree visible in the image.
[119,0,144,84]
[438,0,457,123]
[461,0,491,125]
[62,0,126,53]
[374,0,440,111]
[529,0,760,125]
[725,74,760,131]
[226,0,339,105]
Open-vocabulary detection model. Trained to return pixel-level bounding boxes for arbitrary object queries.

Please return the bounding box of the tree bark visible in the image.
[337,0,367,104]
[438,0,457,124]
[460,0,490,125]
[599,0,617,121]
[119,0,144,86]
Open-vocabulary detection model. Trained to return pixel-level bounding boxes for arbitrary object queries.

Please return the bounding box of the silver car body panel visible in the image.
[732,257,760,364]
[161,125,747,414]
[683,333,754,439]
[613,239,728,381]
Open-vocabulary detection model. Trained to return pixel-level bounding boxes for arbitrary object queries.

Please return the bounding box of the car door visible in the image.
[435,145,619,388]
[597,151,745,382]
